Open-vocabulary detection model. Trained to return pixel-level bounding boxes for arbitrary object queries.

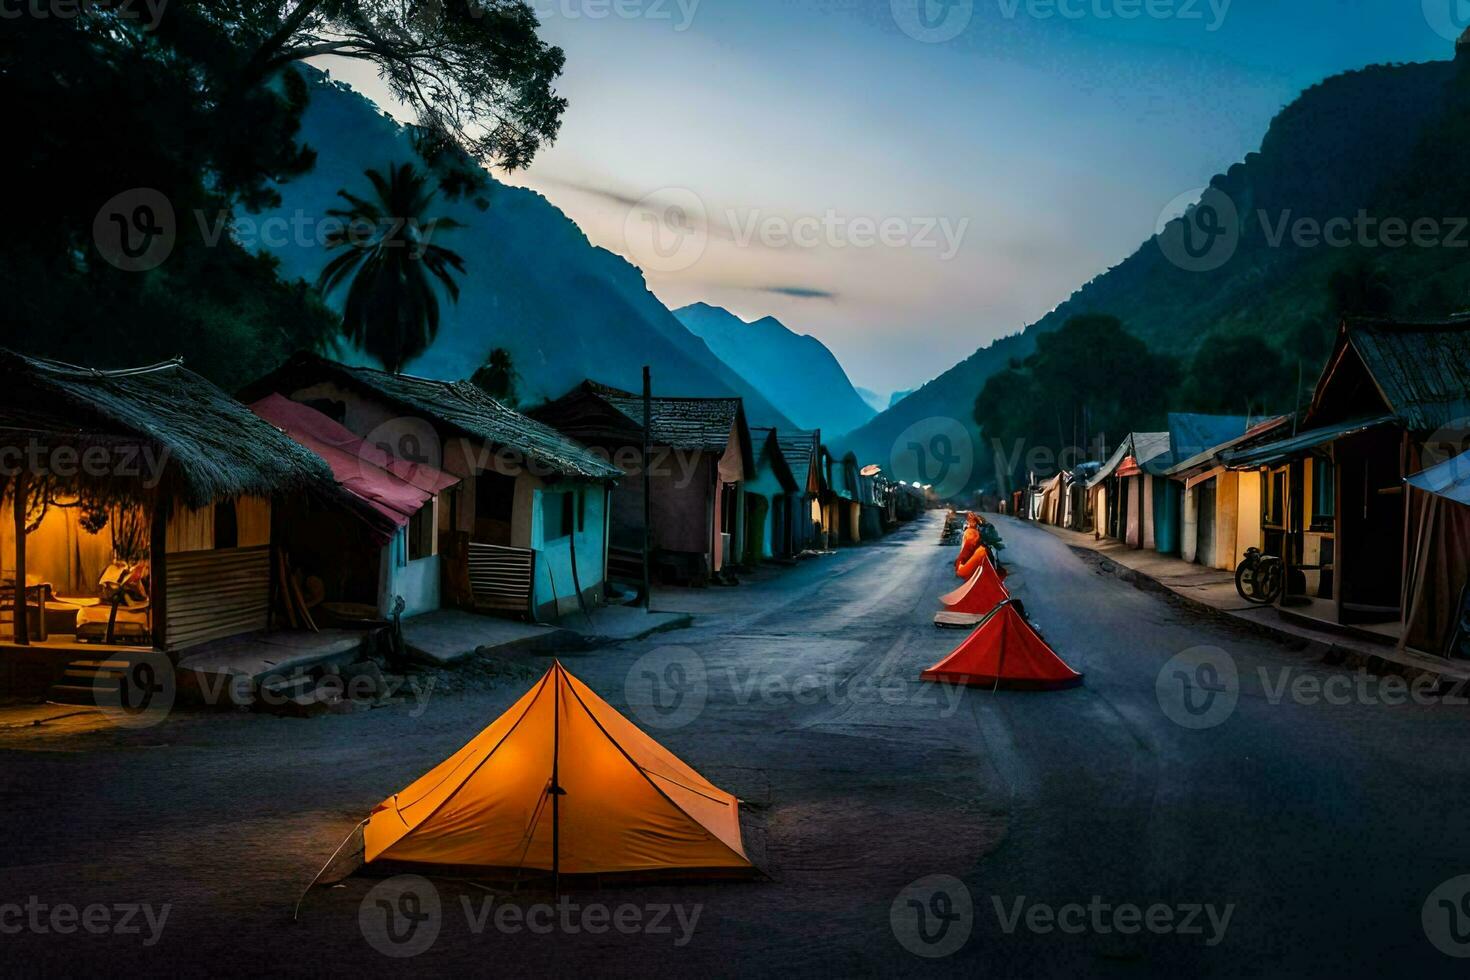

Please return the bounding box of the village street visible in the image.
[3,512,1469,976]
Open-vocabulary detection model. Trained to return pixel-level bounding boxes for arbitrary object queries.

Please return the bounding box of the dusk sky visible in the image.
[322,1,1457,396]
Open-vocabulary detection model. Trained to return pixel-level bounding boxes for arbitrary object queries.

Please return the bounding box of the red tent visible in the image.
[922,601,1083,690]
[939,558,1011,613]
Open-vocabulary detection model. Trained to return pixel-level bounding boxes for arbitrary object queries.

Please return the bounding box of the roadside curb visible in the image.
[1059,536,1470,687]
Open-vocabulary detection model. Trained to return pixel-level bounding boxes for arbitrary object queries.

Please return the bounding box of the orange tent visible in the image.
[360,662,752,880]
[922,601,1083,690]
[940,558,1011,613]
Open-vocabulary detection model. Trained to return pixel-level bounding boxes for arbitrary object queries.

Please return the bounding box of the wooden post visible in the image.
[150,491,169,651]
[641,366,652,611]
[12,470,27,646]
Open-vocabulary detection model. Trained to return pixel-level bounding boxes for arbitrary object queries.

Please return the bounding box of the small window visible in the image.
[213,500,238,550]
[476,471,516,524]
[407,503,434,561]
[1264,469,1287,529]
[1311,457,1336,528]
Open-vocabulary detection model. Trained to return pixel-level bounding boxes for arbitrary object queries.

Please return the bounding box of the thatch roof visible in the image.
[580,381,745,454]
[0,350,337,508]
[240,354,621,481]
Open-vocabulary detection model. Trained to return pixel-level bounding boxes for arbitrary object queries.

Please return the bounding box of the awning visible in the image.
[250,393,460,535]
[1406,450,1470,506]
[1221,415,1397,469]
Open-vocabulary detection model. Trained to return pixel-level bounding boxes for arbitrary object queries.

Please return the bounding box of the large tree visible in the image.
[2,2,564,385]
[974,315,1180,492]
[224,0,567,170]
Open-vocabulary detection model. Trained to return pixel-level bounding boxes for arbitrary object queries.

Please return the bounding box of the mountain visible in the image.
[856,387,888,414]
[247,71,793,427]
[836,46,1470,483]
[887,389,915,410]
[672,303,876,437]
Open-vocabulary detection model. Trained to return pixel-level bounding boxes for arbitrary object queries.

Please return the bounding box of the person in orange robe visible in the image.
[955,514,986,578]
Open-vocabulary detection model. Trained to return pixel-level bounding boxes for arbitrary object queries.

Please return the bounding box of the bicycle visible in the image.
[1234,547,1285,605]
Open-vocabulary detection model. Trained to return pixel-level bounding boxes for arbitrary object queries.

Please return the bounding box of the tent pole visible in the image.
[642,366,652,611]
[12,470,28,646]
[551,663,561,898]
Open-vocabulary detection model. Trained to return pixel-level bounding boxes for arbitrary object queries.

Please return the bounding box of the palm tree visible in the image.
[319,163,466,373]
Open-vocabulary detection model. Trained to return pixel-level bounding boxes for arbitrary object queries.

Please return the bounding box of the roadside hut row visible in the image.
[1014,315,1470,662]
[0,350,926,687]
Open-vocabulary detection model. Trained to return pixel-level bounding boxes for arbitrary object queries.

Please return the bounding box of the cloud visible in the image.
[757,285,839,300]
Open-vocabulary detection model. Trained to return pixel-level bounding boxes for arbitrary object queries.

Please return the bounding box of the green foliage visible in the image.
[471,348,520,406]
[974,315,1180,491]
[318,163,468,374]
[3,2,563,386]
[1182,334,1288,419]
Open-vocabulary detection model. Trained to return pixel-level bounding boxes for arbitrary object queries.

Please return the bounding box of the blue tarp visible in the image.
[1406,449,1470,506]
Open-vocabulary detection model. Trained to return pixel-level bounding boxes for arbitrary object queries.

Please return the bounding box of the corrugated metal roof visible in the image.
[1342,318,1470,432]
[1166,413,1251,466]
[1221,415,1397,469]
[1088,431,1170,486]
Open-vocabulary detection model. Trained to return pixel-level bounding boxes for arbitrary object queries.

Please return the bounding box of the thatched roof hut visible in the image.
[0,350,336,508]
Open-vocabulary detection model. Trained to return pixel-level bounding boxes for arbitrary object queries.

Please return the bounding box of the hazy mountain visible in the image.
[247,71,793,427]
[887,389,915,410]
[672,303,875,437]
[855,387,887,414]
[836,46,1470,483]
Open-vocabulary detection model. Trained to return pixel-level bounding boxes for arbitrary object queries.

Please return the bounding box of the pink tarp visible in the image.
[250,393,459,533]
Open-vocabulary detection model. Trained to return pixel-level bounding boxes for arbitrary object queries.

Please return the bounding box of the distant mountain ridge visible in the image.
[248,70,793,428]
[836,48,1470,483]
[672,303,875,438]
